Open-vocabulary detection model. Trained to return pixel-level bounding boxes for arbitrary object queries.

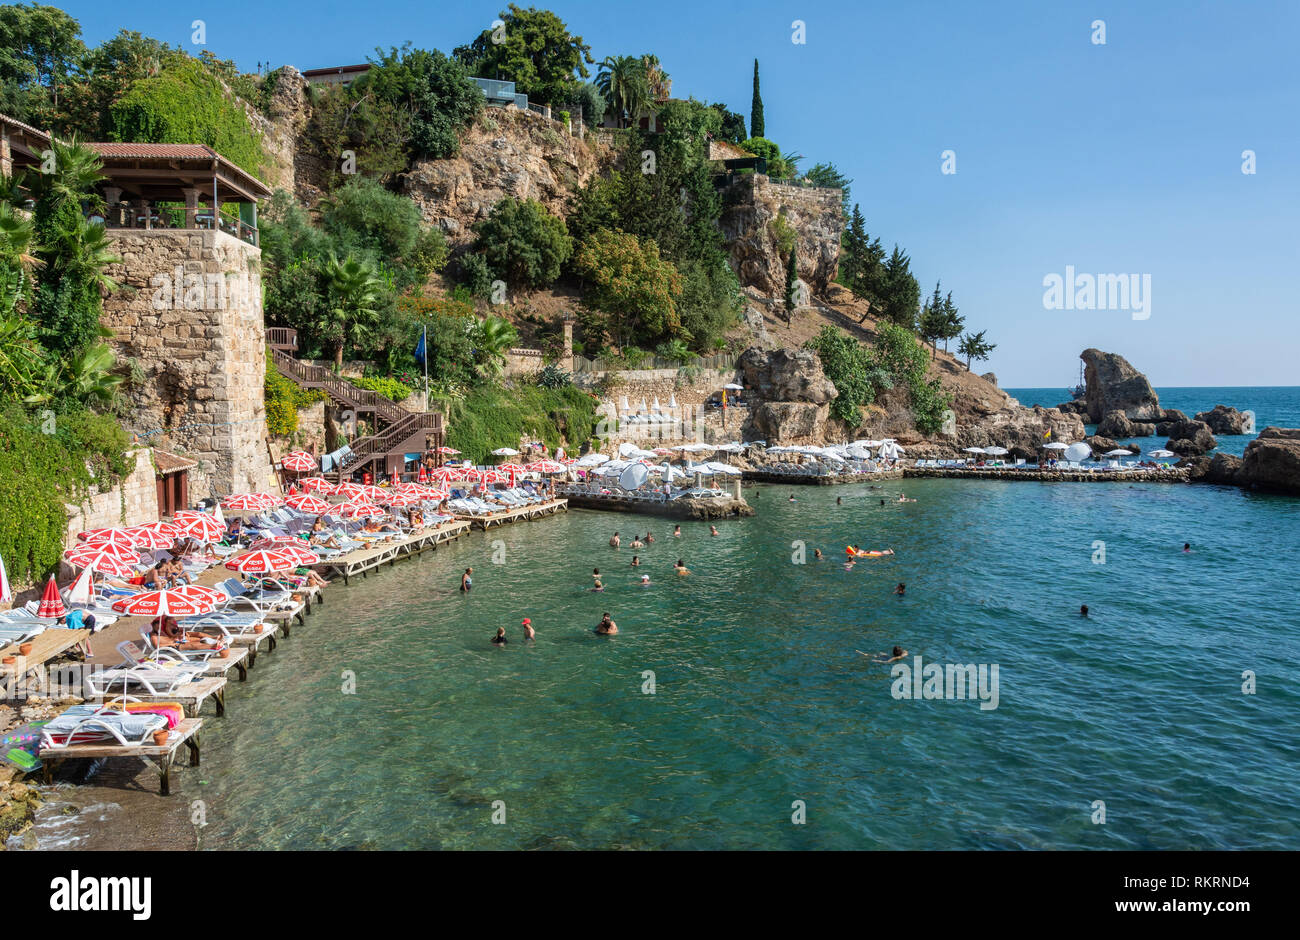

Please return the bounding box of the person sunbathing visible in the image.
[311,531,342,549]
[150,616,223,651]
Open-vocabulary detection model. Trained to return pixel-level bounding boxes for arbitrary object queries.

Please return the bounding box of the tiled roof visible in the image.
[87,143,219,160]
[153,449,197,474]
[0,112,51,141]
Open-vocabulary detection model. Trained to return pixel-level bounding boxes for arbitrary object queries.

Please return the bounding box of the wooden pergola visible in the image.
[87,143,272,246]
[0,112,52,176]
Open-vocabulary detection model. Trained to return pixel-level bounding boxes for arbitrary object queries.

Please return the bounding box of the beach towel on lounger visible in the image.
[39,705,168,748]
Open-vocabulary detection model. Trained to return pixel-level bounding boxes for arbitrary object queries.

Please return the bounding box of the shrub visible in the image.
[459,252,495,298]
[536,364,572,389]
[472,198,572,289]
[265,349,326,435]
[349,375,414,402]
[446,384,599,462]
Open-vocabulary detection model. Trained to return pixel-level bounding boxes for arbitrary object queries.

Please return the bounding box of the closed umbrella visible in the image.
[36,576,67,620]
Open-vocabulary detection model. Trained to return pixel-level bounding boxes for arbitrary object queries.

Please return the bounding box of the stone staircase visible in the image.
[267,328,443,479]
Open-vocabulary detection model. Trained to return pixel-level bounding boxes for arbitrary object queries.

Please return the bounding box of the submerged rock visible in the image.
[1080,348,1162,423]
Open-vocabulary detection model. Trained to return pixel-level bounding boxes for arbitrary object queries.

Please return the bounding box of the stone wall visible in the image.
[505,348,544,378]
[101,229,277,499]
[719,175,844,296]
[270,400,326,458]
[62,449,159,558]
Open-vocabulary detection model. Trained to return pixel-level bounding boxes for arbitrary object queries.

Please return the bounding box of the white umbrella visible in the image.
[705,462,743,475]
[1104,449,1135,457]
[723,383,744,390]
[1043,442,1069,451]
[576,453,610,467]
[656,463,686,480]
[963,447,987,454]
[1149,449,1176,458]
[669,394,678,409]
[492,447,520,456]
[985,446,1010,456]
[640,398,648,412]
[1064,442,1092,462]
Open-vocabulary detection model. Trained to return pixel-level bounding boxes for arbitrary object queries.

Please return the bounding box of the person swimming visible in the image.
[847,546,894,557]
[491,626,507,645]
[674,559,690,575]
[788,493,797,502]
[639,574,651,586]
[710,525,719,536]
[521,618,535,640]
[630,556,640,567]
[595,613,619,635]
[1183,543,1191,552]
[836,496,842,505]
[868,646,907,663]
[645,533,655,543]
[610,532,621,548]
[630,536,644,548]
[460,567,473,592]
[1080,604,1089,617]
[894,583,906,595]
[814,548,823,559]
[592,579,604,592]
[672,525,682,537]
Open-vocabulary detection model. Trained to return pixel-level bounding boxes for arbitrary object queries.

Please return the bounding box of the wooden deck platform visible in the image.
[226,623,279,666]
[452,499,568,530]
[91,675,228,717]
[312,521,472,584]
[202,645,250,682]
[41,717,202,795]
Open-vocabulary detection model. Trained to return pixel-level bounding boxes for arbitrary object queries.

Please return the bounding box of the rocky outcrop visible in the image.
[718,174,844,296]
[737,346,837,444]
[401,108,608,246]
[1056,399,1088,415]
[1164,419,1217,456]
[737,347,836,404]
[1194,405,1250,435]
[239,65,310,197]
[1097,410,1155,438]
[1080,348,1162,422]
[1086,435,1120,454]
[1238,427,1300,493]
[1183,453,1242,486]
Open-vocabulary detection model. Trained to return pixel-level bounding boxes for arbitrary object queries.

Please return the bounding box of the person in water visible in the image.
[1183,543,1191,552]
[894,583,906,596]
[521,618,535,640]
[639,574,651,586]
[1080,604,1089,617]
[595,613,619,635]
[869,646,908,663]
[645,533,655,543]
[879,499,886,506]
[460,567,473,592]
[788,493,797,502]
[814,548,823,560]
[592,579,604,592]
[630,556,640,567]
[674,559,690,575]
[492,626,507,645]
[609,532,621,548]
[709,525,719,536]
[630,536,644,548]
[836,496,842,506]
[672,525,682,537]
[592,567,600,581]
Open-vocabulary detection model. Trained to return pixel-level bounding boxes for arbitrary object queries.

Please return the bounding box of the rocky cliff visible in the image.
[1238,427,1300,494]
[718,175,843,297]
[1079,348,1162,422]
[401,108,609,245]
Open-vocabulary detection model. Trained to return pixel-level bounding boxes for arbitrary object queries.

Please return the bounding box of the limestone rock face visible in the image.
[737,347,837,404]
[718,174,844,296]
[400,108,608,247]
[1164,420,1217,456]
[1194,404,1250,435]
[1080,348,1162,422]
[1098,410,1155,438]
[240,65,309,197]
[1238,427,1300,493]
[748,401,830,443]
[1086,435,1120,454]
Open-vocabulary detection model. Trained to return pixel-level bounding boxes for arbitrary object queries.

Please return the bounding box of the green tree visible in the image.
[472,315,520,379]
[958,330,996,370]
[322,175,446,288]
[804,325,890,425]
[472,197,572,290]
[454,4,593,106]
[918,281,946,357]
[738,137,794,179]
[567,82,607,127]
[319,256,383,371]
[750,58,764,138]
[63,30,183,138]
[595,54,650,128]
[806,162,852,218]
[938,290,964,353]
[356,45,483,161]
[880,244,920,329]
[710,102,746,143]
[784,241,799,317]
[0,2,85,129]
[573,228,683,346]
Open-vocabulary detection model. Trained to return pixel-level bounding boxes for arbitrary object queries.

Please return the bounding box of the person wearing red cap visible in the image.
[522,618,535,640]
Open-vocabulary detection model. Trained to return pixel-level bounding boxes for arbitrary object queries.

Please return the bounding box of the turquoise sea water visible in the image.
[1006,386,1300,457]
[197,421,1300,848]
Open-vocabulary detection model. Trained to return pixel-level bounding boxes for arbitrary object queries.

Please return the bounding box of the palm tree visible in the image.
[319,255,382,371]
[59,341,124,407]
[596,55,651,128]
[641,55,671,101]
[473,315,519,378]
[28,140,108,212]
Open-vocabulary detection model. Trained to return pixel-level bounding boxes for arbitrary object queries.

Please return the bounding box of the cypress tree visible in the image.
[751,59,765,138]
[785,243,799,316]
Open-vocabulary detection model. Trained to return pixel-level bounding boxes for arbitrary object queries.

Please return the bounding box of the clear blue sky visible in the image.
[58,0,1300,387]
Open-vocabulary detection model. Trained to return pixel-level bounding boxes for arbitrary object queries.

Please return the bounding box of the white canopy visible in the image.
[723,383,744,390]
[1149,449,1176,458]
[1043,442,1070,450]
[963,447,987,454]
[576,453,610,467]
[1104,449,1135,457]
[491,447,520,456]
[985,446,1010,456]
[705,462,743,475]
[1064,442,1092,462]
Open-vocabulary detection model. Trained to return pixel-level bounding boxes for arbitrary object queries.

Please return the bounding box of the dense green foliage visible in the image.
[264,349,326,436]
[839,203,887,310]
[472,197,572,289]
[445,383,599,463]
[109,56,264,176]
[750,59,764,138]
[348,375,414,402]
[806,162,852,217]
[354,44,484,161]
[573,228,683,343]
[711,102,746,143]
[738,137,795,179]
[454,4,593,107]
[804,326,887,424]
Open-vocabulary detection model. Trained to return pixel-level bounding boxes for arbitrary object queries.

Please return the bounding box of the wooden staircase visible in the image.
[267,328,443,479]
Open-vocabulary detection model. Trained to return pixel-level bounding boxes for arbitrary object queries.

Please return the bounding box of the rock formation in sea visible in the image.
[1164,419,1218,456]
[1194,405,1250,435]
[1238,427,1300,493]
[1079,348,1163,423]
[1183,452,1242,486]
[1097,411,1156,438]
[736,347,837,443]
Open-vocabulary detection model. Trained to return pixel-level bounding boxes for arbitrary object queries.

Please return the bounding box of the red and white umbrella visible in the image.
[532,459,567,474]
[172,511,225,543]
[223,492,280,512]
[78,527,137,548]
[381,492,421,507]
[225,549,299,574]
[266,543,319,566]
[331,481,368,498]
[285,493,332,514]
[417,464,428,483]
[297,477,332,493]
[481,469,508,485]
[436,446,460,455]
[247,535,300,551]
[112,588,220,618]
[62,547,138,578]
[336,499,383,519]
[176,583,231,606]
[123,524,176,549]
[37,575,67,620]
[428,467,463,483]
[281,451,316,473]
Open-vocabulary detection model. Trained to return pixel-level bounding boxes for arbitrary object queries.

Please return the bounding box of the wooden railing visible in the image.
[266,327,298,350]
[336,412,442,473]
[269,347,406,425]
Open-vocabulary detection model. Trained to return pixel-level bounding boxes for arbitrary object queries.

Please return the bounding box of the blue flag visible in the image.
[414,325,427,368]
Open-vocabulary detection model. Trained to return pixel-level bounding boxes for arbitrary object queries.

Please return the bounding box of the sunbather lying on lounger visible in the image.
[149,616,224,651]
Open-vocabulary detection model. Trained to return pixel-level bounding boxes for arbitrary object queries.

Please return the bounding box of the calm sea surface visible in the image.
[196,393,1300,849]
